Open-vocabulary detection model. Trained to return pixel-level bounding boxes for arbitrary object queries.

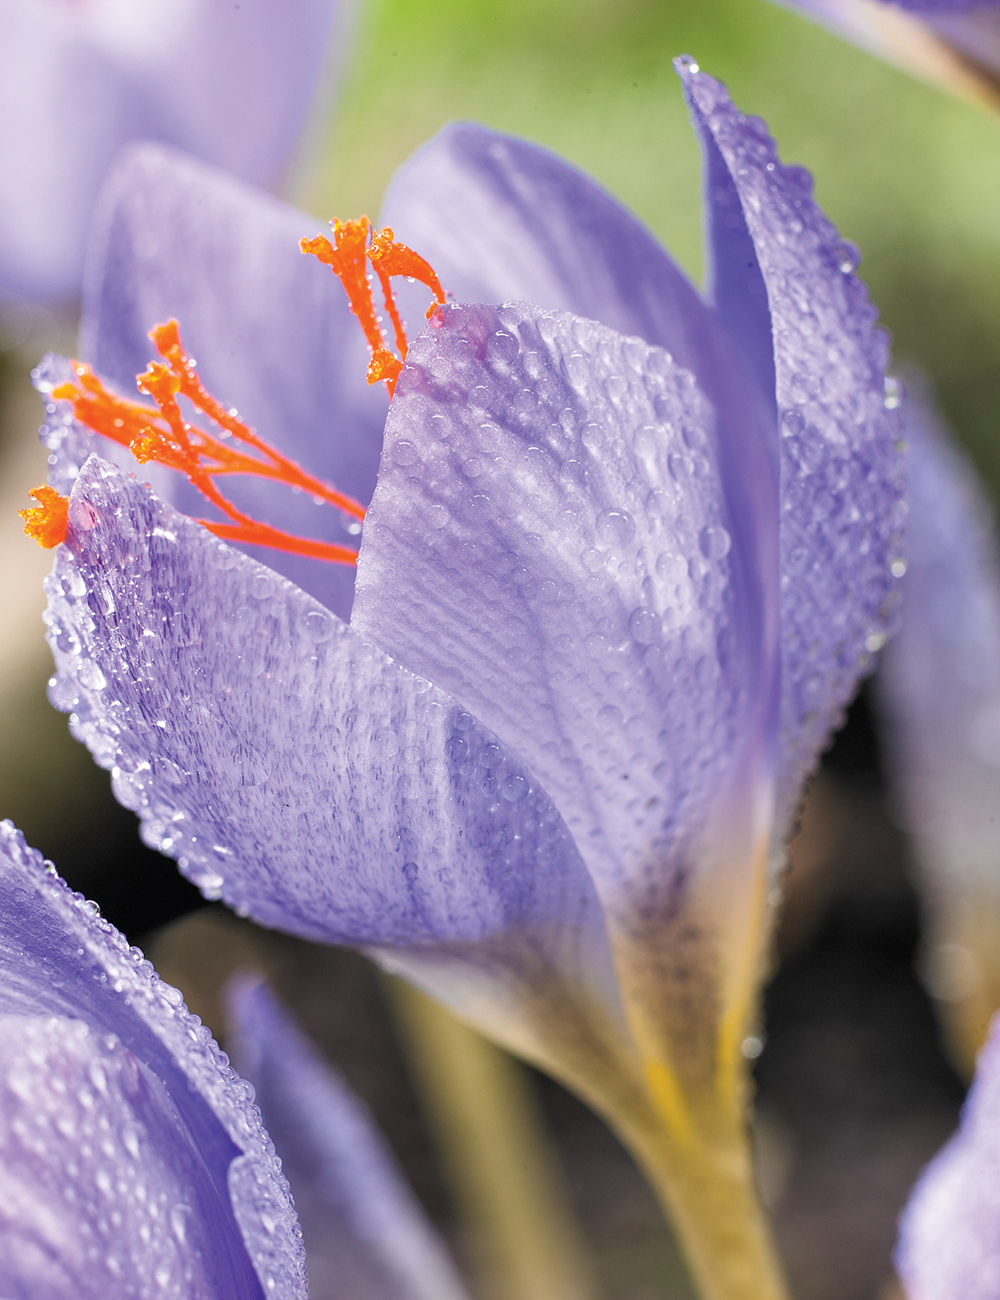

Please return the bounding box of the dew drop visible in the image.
[393,440,419,467]
[595,508,636,546]
[628,608,660,645]
[699,525,731,560]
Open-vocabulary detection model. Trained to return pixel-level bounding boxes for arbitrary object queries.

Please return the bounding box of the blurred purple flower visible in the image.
[896,1009,1000,1298]
[876,390,1000,1072]
[0,817,468,1300]
[0,0,346,306]
[35,61,902,1295]
[774,0,1000,109]
[228,977,470,1300]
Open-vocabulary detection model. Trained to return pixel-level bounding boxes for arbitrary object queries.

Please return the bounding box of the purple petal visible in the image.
[380,120,779,590]
[680,62,904,829]
[351,300,777,1080]
[381,121,736,373]
[78,143,386,620]
[44,453,627,1082]
[922,6,1000,70]
[879,396,1000,935]
[0,0,341,303]
[355,301,771,904]
[229,977,470,1300]
[896,1012,1000,1298]
[0,820,306,1299]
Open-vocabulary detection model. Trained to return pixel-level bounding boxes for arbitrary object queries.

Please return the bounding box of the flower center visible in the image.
[21,220,447,561]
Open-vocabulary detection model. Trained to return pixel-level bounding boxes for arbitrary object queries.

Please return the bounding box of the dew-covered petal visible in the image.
[229,977,470,1300]
[77,143,386,619]
[380,120,779,591]
[680,62,904,831]
[0,820,306,1300]
[352,301,776,1078]
[0,1016,249,1300]
[0,0,340,303]
[896,1012,1000,1299]
[45,454,628,1087]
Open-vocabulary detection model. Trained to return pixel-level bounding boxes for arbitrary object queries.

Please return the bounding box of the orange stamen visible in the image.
[20,485,68,549]
[51,322,367,567]
[301,217,447,397]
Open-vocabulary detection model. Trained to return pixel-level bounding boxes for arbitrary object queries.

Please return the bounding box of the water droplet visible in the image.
[668,453,694,481]
[883,377,902,410]
[835,240,859,274]
[488,330,520,362]
[628,608,660,645]
[595,508,636,546]
[393,440,419,466]
[699,525,731,560]
[890,558,907,579]
[77,659,106,692]
[565,352,592,388]
[502,774,527,801]
[304,610,336,643]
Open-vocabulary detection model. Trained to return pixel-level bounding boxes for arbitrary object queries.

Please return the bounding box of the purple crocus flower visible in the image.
[33,60,902,1299]
[774,0,1000,108]
[896,1009,1000,1298]
[0,0,345,304]
[877,392,1000,1073]
[0,816,469,1300]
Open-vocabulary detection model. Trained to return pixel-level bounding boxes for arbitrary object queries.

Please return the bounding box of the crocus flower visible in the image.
[0,815,470,1300]
[773,0,1000,110]
[0,0,344,304]
[877,391,1000,1074]
[30,60,903,1300]
[895,1008,1000,1298]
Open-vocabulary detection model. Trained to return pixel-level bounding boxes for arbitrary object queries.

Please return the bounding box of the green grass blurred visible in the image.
[303,0,1000,495]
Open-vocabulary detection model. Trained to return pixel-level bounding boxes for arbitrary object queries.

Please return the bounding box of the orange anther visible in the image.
[367,225,446,318]
[20,485,69,549]
[302,216,448,397]
[367,348,403,393]
[52,321,367,567]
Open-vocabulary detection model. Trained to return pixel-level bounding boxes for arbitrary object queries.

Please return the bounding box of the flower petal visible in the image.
[229,976,471,1300]
[0,819,306,1299]
[680,62,904,829]
[45,453,629,1089]
[0,0,340,302]
[895,1011,1000,1299]
[79,143,386,619]
[351,300,776,1081]
[878,394,1000,1057]
[380,121,779,588]
[356,301,767,897]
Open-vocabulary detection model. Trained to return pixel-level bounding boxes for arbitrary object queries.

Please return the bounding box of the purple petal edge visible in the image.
[896,1012,1000,1299]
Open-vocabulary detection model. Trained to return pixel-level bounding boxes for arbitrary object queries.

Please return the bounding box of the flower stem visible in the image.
[618,1099,790,1300]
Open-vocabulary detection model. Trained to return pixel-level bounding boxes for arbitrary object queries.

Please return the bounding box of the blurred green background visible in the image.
[310,0,1000,489]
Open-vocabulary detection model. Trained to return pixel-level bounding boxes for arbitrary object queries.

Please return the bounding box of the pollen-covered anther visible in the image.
[301,216,448,396]
[20,485,69,549]
[49,320,366,567]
